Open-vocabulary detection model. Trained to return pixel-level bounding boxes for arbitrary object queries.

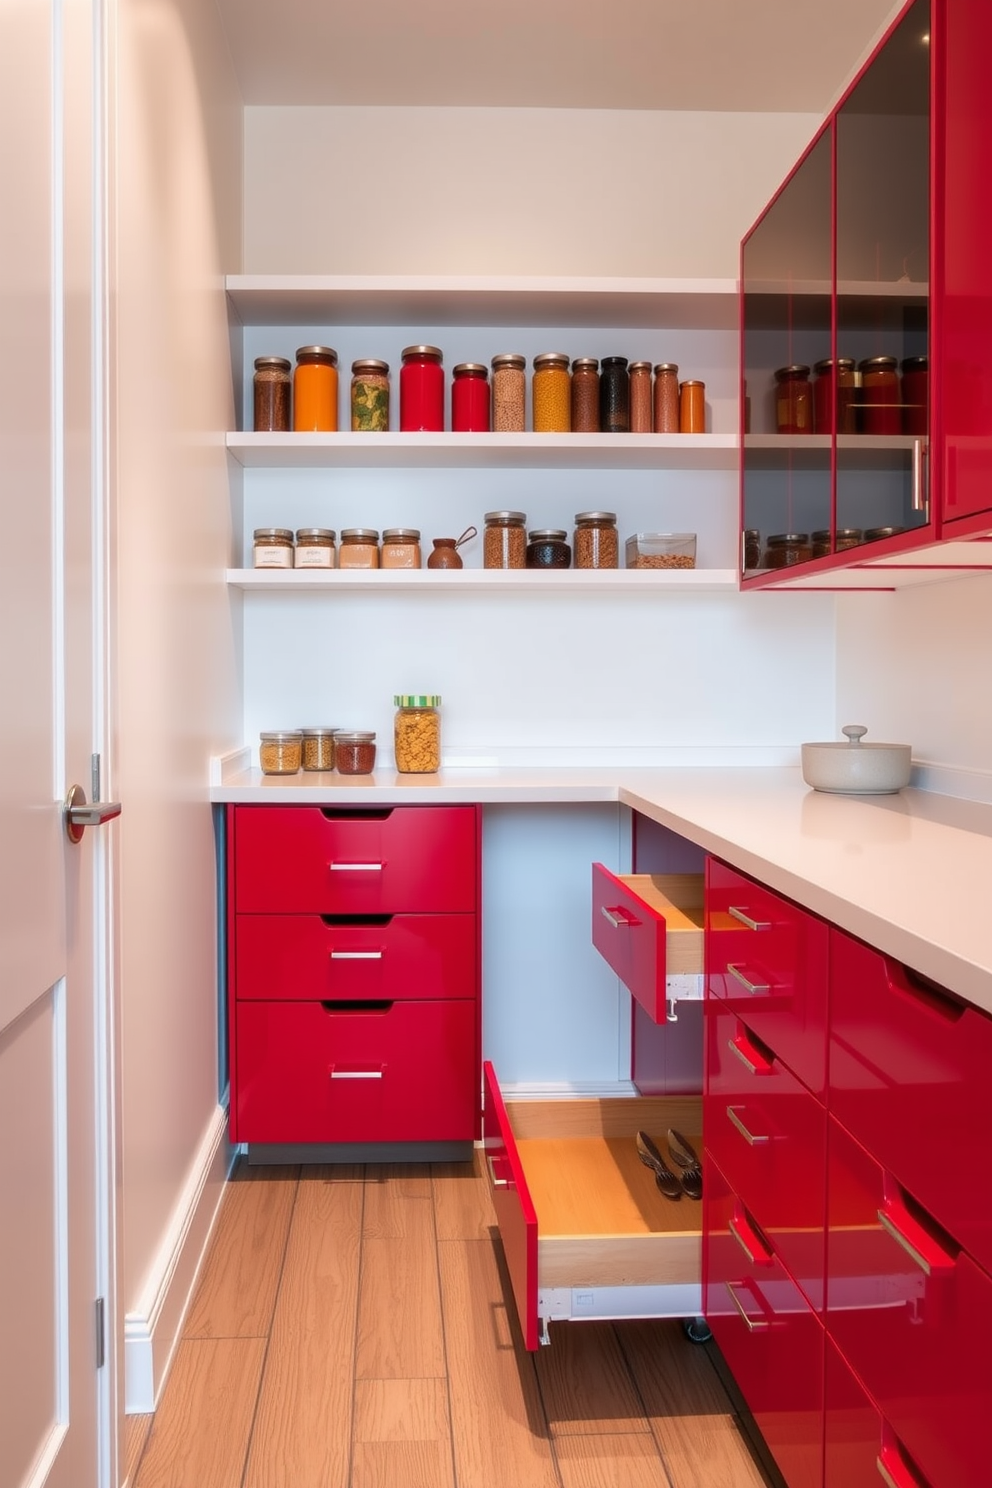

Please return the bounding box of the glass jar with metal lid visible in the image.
[351,358,390,431]
[811,528,863,560]
[451,363,490,432]
[653,363,680,432]
[334,731,377,775]
[763,532,812,568]
[301,727,337,772]
[859,356,900,435]
[900,355,928,435]
[526,529,571,569]
[774,365,813,434]
[599,356,630,433]
[573,512,618,569]
[259,730,302,775]
[743,528,761,570]
[864,525,904,544]
[532,353,571,432]
[252,356,292,431]
[400,345,444,432]
[294,528,336,568]
[293,346,338,432]
[628,361,653,433]
[570,358,599,433]
[394,696,441,774]
[253,527,294,568]
[484,510,527,569]
[338,528,380,569]
[381,528,421,569]
[491,353,526,432]
[813,358,857,434]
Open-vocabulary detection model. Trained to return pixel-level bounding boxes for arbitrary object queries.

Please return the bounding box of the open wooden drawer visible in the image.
[483,1061,702,1349]
[591,866,705,1023]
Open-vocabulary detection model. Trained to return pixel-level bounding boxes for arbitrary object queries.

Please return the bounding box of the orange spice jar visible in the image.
[293,345,338,431]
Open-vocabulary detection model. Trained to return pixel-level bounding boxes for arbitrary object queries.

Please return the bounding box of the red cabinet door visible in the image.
[829,927,992,1275]
[706,858,829,1098]
[826,1116,992,1488]
[233,998,478,1144]
[232,804,479,914]
[825,1335,935,1488]
[481,1061,539,1351]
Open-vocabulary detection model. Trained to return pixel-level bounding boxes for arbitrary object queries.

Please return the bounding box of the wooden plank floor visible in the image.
[127,1153,783,1488]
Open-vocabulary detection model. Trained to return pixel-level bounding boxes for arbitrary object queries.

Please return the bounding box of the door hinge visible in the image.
[95,1297,106,1369]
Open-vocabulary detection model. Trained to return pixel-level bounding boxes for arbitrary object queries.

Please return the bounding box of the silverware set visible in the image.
[636,1128,703,1202]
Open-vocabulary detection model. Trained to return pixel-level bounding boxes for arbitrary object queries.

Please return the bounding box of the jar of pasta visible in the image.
[253,528,294,568]
[381,528,421,569]
[294,528,336,568]
[293,346,338,431]
[338,529,380,569]
[393,695,441,774]
[532,353,571,432]
[491,353,526,432]
[351,359,390,431]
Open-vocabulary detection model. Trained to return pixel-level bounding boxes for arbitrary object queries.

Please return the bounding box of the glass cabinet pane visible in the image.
[742,128,832,575]
[835,0,930,549]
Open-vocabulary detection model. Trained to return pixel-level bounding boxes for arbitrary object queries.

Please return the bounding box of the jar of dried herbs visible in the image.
[351,359,390,431]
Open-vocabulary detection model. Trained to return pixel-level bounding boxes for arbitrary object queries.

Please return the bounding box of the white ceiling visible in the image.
[215,0,905,113]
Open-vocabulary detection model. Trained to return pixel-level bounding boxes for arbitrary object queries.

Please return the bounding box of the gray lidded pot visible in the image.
[801,725,912,795]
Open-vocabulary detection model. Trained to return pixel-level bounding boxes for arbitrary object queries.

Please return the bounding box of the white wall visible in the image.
[113,0,242,1336]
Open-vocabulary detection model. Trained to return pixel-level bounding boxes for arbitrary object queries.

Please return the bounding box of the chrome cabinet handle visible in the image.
[329,861,384,872]
[486,1154,510,1190]
[726,963,770,994]
[63,784,122,845]
[726,1037,772,1076]
[725,1282,769,1333]
[877,1207,954,1277]
[329,950,383,960]
[329,1069,383,1080]
[728,905,771,931]
[911,437,929,515]
[727,1105,770,1146]
[601,905,632,929]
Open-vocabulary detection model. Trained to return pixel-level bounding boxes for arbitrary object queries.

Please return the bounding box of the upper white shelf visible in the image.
[227,431,738,471]
[227,567,740,594]
[225,275,739,331]
[745,278,928,300]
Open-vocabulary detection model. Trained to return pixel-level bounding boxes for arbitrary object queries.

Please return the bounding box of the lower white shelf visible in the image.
[227,568,740,593]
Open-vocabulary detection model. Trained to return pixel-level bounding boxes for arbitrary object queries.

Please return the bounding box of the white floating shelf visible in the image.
[227,567,740,594]
[226,431,739,471]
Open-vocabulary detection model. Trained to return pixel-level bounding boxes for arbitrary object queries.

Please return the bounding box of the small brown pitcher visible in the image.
[426,525,477,570]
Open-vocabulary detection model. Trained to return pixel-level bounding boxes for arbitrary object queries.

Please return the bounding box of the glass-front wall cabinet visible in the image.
[742,0,931,581]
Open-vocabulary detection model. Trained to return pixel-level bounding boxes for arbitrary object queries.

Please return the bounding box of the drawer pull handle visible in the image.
[728,905,771,931]
[876,1205,955,1277]
[726,1105,770,1146]
[725,1282,769,1333]
[486,1154,510,1190]
[726,963,770,995]
[875,1450,919,1488]
[329,950,383,960]
[330,1068,383,1080]
[726,1036,773,1076]
[601,905,634,929]
[330,861,384,872]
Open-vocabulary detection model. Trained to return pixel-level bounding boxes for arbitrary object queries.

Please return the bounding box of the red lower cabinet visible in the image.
[704,1154,824,1488]
[824,1336,934,1488]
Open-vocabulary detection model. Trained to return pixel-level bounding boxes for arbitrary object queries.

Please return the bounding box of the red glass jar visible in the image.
[774,365,812,434]
[400,345,444,431]
[813,358,857,435]
[451,362,490,432]
[859,356,901,435]
[900,355,928,436]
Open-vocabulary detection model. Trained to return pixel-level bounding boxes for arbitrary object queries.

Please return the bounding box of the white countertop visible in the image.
[212,764,992,1015]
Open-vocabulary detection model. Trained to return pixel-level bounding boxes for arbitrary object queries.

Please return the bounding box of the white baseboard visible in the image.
[124,1104,236,1413]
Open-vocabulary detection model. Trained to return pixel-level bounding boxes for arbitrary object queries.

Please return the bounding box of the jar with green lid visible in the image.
[338,529,380,569]
[253,528,294,568]
[259,730,302,775]
[763,532,812,568]
[301,727,337,771]
[491,353,526,432]
[484,510,527,569]
[394,696,441,774]
[294,528,336,568]
[532,353,571,432]
[573,512,618,569]
[351,359,390,431]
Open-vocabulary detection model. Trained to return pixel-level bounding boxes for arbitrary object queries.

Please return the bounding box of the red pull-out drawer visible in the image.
[825,1335,935,1488]
[592,865,703,1023]
[481,1060,540,1350]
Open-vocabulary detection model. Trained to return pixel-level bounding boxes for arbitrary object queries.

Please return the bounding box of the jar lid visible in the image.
[653,362,679,374]
[340,528,380,540]
[528,529,568,541]
[574,511,617,523]
[382,528,421,541]
[401,345,443,362]
[743,528,760,538]
[484,510,526,523]
[295,345,338,364]
[571,357,599,372]
[254,527,294,541]
[600,355,629,369]
[295,528,336,540]
[334,730,376,742]
[259,730,302,741]
[901,355,928,371]
[813,357,856,373]
[774,364,811,379]
[254,356,291,372]
[300,726,338,736]
[679,379,705,387]
[864,525,904,540]
[352,358,389,374]
[491,352,526,370]
[767,532,810,545]
[394,695,441,707]
[628,361,652,372]
[859,356,898,370]
[533,352,570,369]
[452,362,488,376]
[811,528,864,541]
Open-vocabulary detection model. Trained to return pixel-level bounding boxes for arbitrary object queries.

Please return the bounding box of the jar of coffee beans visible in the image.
[484,511,527,569]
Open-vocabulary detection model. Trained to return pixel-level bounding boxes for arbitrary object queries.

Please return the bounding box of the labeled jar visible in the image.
[451,363,490,432]
[338,528,380,569]
[679,379,706,433]
[259,730,302,775]
[293,346,338,432]
[400,345,444,432]
[859,356,901,435]
[774,365,812,434]
[393,695,441,774]
[253,356,292,432]
[301,727,337,772]
[484,510,527,569]
[599,356,630,433]
[294,528,336,568]
[253,527,294,568]
[763,532,812,569]
[813,358,857,435]
[901,355,928,436]
[573,512,618,569]
[628,361,653,433]
[570,358,600,433]
[334,731,377,775]
[532,353,571,432]
[653,363,680,433]
[811,528,864,559]
[491,353,526,432]
[351,358,390,431]
[526,529,571,568]
[381,528,421,569]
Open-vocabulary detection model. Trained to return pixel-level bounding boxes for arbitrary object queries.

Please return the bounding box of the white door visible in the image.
[0,1,116,1486]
